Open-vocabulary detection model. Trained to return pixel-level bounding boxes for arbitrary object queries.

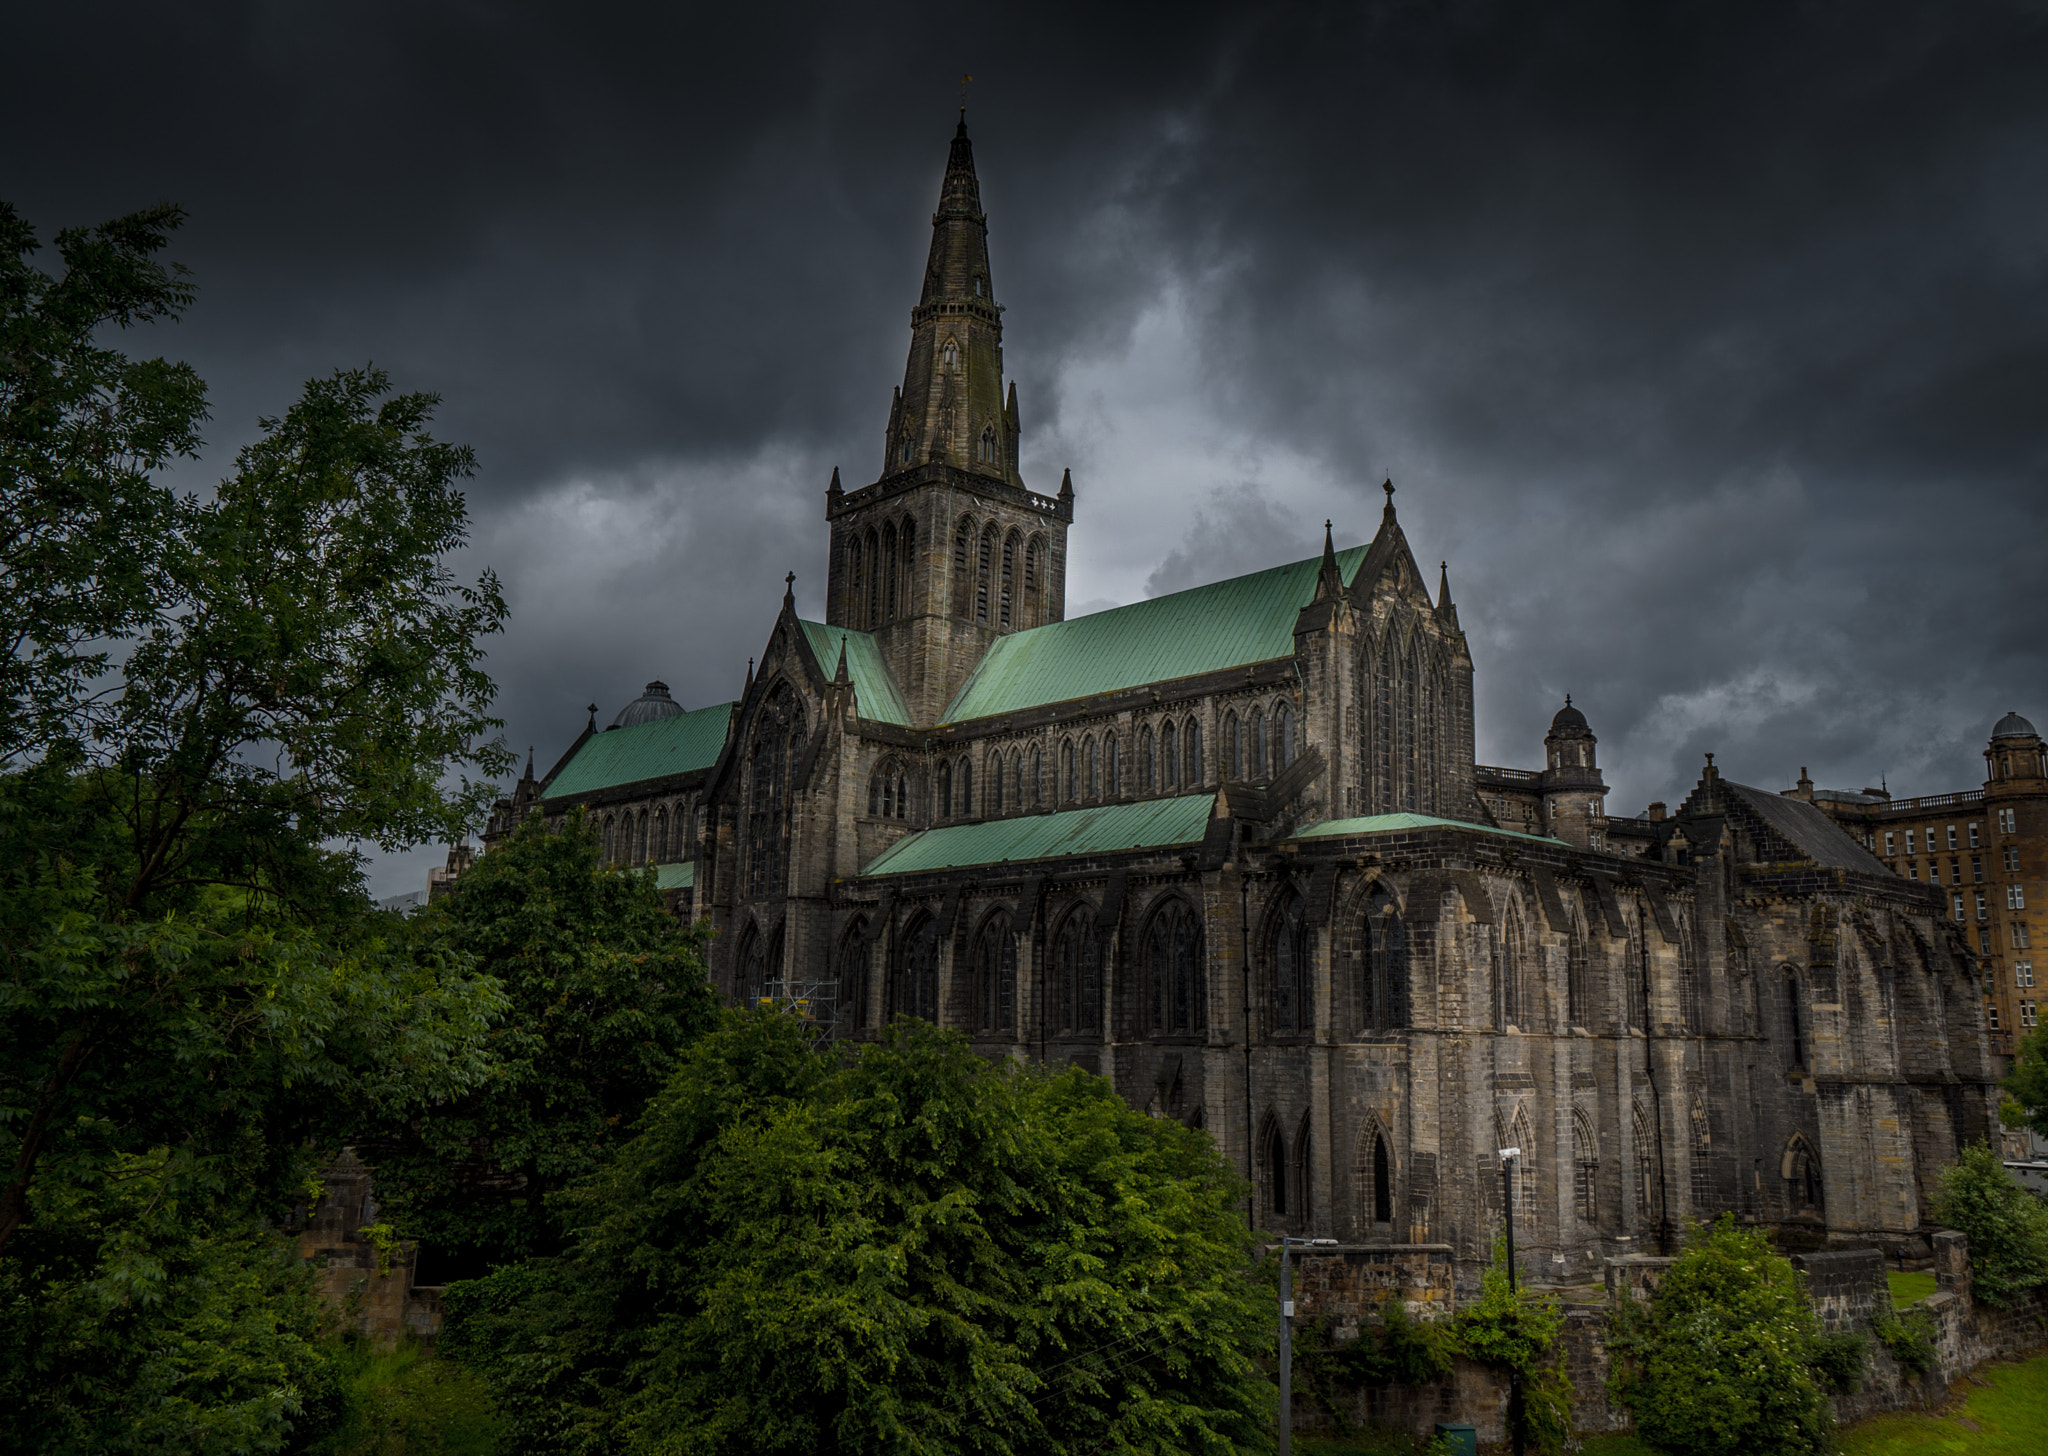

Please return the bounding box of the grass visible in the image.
[1838,1351,2048,1455]
[1886,1269,1938,1306]
[310,1340,504,1456]
[1306,1351,2048,1456]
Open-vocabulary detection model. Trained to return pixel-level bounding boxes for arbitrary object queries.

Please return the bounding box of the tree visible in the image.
[367,811,719,1273]
[1930,1141,2048,1308]
[445,1014,1275,1456]
[1608,1216,1834,1456]
[2,202,512,1452]
[2004,1024,2048,1142]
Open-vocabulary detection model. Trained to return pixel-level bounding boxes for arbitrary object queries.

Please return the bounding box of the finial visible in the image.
[1565,693,1572,707]
[524,745,535,779]
[1058,466,1074,499]
[827,465,842,495]
[586,702,598,728]
[1383,478,1394,501]
[959,73,973,114]
[784,570,796,603]
[1705,751,1715,766]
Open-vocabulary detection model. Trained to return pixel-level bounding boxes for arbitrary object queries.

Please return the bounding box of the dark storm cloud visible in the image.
[7,0,2044,891]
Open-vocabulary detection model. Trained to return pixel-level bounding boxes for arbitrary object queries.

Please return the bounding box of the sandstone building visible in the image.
[483,118,1999,1281]
[1783,714,2047,1064]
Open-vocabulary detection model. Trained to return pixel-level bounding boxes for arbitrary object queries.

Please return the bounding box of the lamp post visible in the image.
[1499,1146,1524,1456]
[1277,1234,1338,1456]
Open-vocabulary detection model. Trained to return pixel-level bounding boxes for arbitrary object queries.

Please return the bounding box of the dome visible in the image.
[1548,695,1590,734]
[611,680,684,729]
[1992,710,2038,740]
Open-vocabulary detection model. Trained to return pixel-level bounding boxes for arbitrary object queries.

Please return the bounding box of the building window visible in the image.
[1146,898,1205,1035]
[975,530,992,621]
[998,532,1013,625]
[937,762,952,818]
[1974,856,1985,882]
[1226,711,1242,778]
[1250,708,1266,779]
[1052,909,1100,1034]
[2017,961,2036,988]
[2006,846,2023,872]
[1139,725,1154,792]
[2000,808,2017,834]
[1162,717,1179,789]
[958,758,973,817]
[2024,1001,2039,1030]
[1977,891,1989,921]
[1362,891,1408,1031]
[1184,719,1202,785]
[1970,821,1982,847]
[1085,736,1099,799]
[1270,888,1310,1034]
[2011,885,2029,911]
[2016,923,2033,950]
[1276,702,1294,769]
[990,751,1005,814]
[1030,746,1043,808]
[1908,864,1918,880]
[894,913,940,1022]
[1572,1107,1599,1223]
[1989,1002,2003,1030]
[1784,972,1805,1068]
[1954,893,1966,922]
[1106,735,1120,796]
[1062,740,1075,803]
[1981,927,1994,953]
[1370,1129,1394,1225]
[1884,830,1896,856]
[1947,825,1958,849]
[973,914,1016,1035]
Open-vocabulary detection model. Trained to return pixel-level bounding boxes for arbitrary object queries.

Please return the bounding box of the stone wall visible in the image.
[1284,1231,2048,1444]
[295,1150,446,1348]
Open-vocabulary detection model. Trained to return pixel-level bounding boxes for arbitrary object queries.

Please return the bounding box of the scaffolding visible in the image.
[756,977,840,1049]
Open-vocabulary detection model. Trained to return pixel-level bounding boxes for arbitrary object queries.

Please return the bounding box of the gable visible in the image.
[941,545,1371,723]
[799,621,913,726]
[544,700,734,798]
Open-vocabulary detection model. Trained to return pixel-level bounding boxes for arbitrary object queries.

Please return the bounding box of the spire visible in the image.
[522,745,535,782]
[1058,466,1073,502]
[1315,518,1341,600]
[881,115,1017,486]
[1436,559,1460,630]
[743,657,754,695]
[784,570,796,608]
[826,465,842,503]
[833,638,851,685]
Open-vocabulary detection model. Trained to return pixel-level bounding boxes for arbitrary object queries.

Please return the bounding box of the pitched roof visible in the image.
[544,701,734,798]
[942,545,1371,723]
[861,793,1216,877]
[1721,782,1891,873]
[653,861,695,892]
[800,621,913,725]
[1292,811,1567,847]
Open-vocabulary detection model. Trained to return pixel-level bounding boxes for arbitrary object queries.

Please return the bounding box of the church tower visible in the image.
[824,115,1071,723]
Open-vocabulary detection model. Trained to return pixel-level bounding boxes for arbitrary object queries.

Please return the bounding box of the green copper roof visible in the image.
[545,701,734,799]
[1292,812,1567,847]
[861,793,1216,877]
[801,621,913,726]
[943,545,1369,723]
[653,861,695,892]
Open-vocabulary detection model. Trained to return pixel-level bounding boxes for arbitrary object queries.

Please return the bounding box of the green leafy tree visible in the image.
[1608,1216,1834,1456]
[1,202,512,1451]
[2004,1024,2048,1141]
[1447,1237,1573,1454]
[446,1013,1275,1456]
[367,811,718,1271]
[1930,1141,2048,1308]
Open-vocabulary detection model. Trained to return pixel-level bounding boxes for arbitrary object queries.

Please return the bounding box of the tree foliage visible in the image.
[1930,1141,2048,1308]
[1609,1216,1834,1456]
[446,1013,1275,1456]
[1,201,511,1453]
[367,811,718,1271]
[2004,1024,2048,1142]
[1447,1238,1573,1454]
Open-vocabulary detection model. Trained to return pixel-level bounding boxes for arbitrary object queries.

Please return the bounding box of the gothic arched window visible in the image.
[1783,969,1805,1068]
[846,536,865,627]
[1225,711,1241,778]
[882,521,898,621]
[894,912,940,1022]
[635,809,648,864]
[1062,740,1076,803]
[1106,735,1120,796]
[1250,708,1266,780]
[980,424,999,465]
[952,516,975,618]
[737,923,767,1006]
[1147,897,1204,1035]
[936,762,952,819]
[1501,909,1528,1029]
[1573,1106,1599,1223]
[1139,725,1154,792]
[1271,887,1311,1034]
[1024,537,1043,627]
[1567,913,1589,1027]
[999,531,1016,626]
[838,917,870,1031]
[653,807,668,862]
[1161,718,1179,789]
[744,685,802,899]
[1085,736,1099,798]
[973,913,1016,1035]
[942,338,959,372]
[1184,719,1201,785]
[1263,1119,1289,1221]
[1369,1127,1393,1225]
[1689,1095,1713,1215]
[865,528,880,625]
[1053,908,1100,1034]
[1276,701,1294,770]
[1030,745,1043,808]
[958,757,974,817]
[1678,913,1700,1031]
[976,528,995,622]
[989,750,1005,814]
[898,518,916,616]
[1784,1134,1823,1213]
[1633,1103,1658,1221]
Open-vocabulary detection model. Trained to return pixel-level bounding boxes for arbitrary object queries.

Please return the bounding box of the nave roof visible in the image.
[544,699,735,799]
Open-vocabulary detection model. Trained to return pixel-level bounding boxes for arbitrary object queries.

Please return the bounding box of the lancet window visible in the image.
[1147,898,1205,1036]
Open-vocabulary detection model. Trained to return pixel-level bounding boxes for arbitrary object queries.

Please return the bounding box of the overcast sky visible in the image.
[9,1,2046,895]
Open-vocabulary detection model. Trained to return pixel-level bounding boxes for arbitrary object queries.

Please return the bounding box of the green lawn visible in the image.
[1887,1269,1938,1306]
[1839,1351,2048,1455]
[310,1342,504,1456]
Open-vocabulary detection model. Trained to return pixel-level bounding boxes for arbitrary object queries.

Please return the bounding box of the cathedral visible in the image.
[483,118,1998,1280]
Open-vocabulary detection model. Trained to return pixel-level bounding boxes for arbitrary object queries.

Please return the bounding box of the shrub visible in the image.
[1872,1306,1939,1378]
[1929,1141,2048,1308]
[1446,1238,1574,1455]
[1808,1329,1869,1394]
[1609,1215,1834,1456]
[1293,1304,1455,1432]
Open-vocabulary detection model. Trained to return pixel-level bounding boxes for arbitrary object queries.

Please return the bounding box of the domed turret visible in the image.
[1985,708,2044,786]
[1992,710,2038,740]
[1539,695,1608,849]
[611,681,684,729]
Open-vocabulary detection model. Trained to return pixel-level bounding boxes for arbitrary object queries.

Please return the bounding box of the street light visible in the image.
[1277,1234,1338,1456]
[1499,1147,1524,1456]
